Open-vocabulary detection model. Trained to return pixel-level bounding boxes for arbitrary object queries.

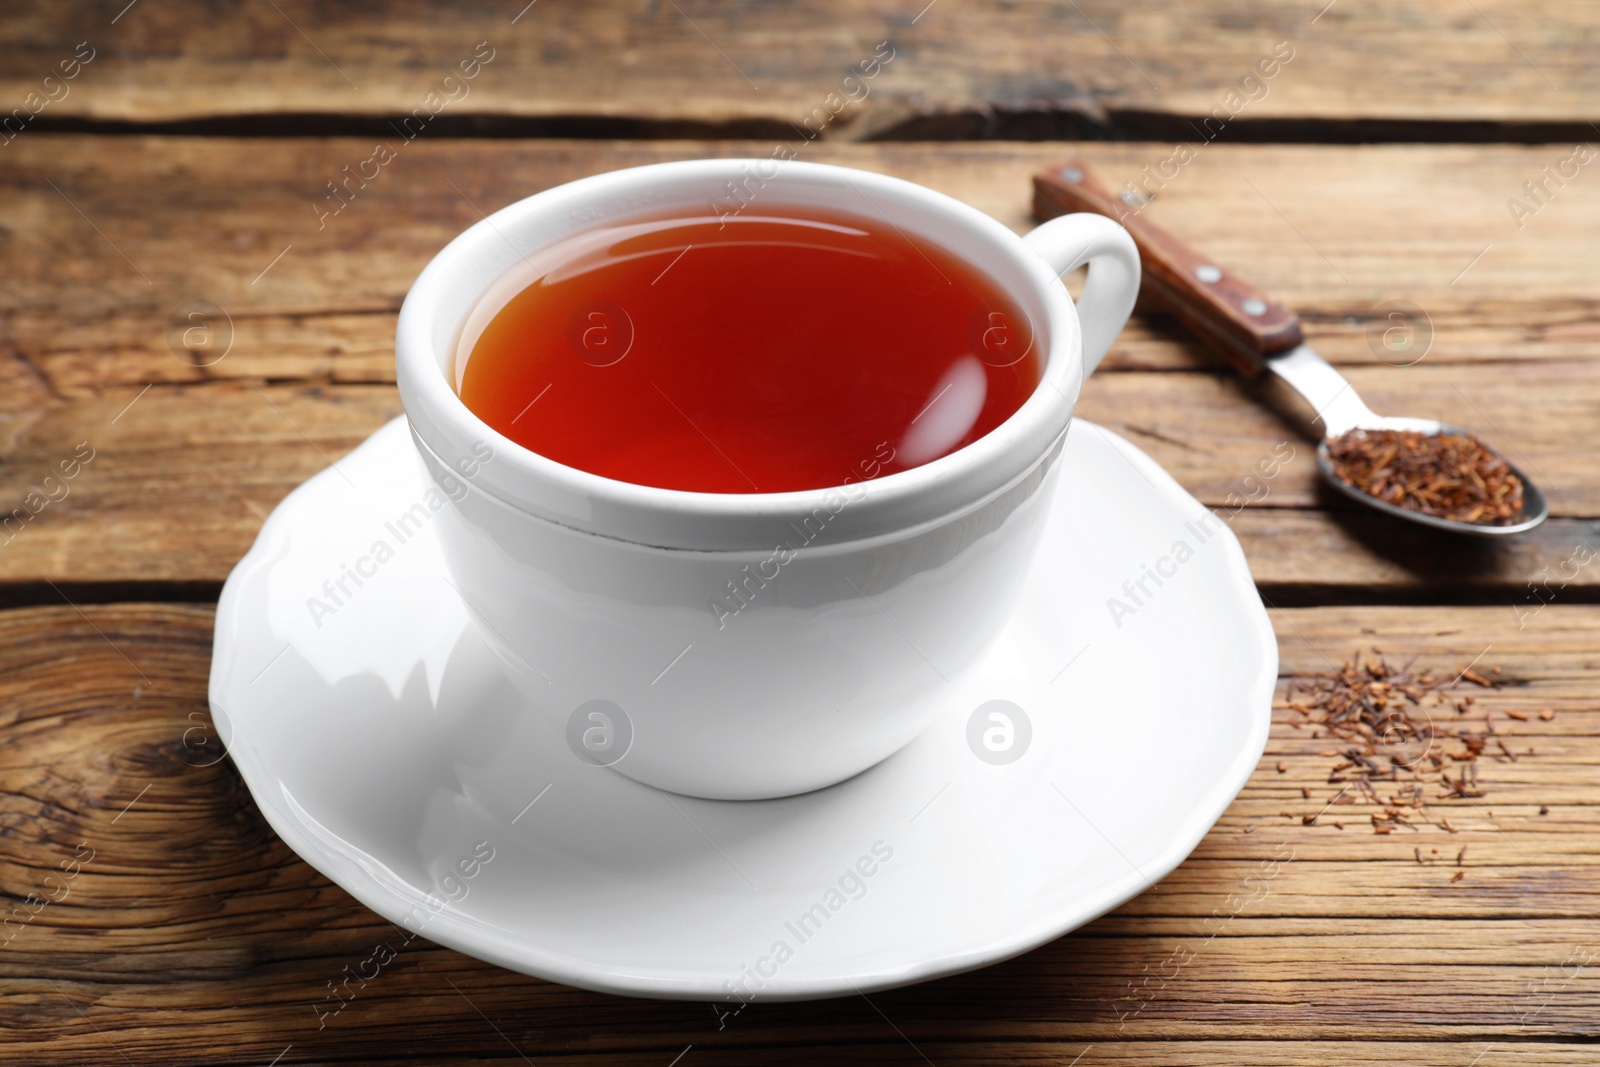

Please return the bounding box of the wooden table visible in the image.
[3,3,1597,1064]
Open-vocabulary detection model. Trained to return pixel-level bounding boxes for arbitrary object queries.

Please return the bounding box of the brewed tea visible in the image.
[456,205,1040,493]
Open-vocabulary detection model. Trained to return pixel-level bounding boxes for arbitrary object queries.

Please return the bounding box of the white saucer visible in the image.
[209,417,1275,1002]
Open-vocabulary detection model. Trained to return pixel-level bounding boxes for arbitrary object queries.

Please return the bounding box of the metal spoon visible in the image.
[1034,162,1548,537]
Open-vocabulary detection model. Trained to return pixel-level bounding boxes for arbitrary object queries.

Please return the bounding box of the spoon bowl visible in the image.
[1314,421,1550,538]
[1268,343,1550,537]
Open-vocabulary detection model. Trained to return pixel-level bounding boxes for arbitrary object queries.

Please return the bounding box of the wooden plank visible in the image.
[4,378,1598,597]
[1078,358,1600,516]
[1223,511,1600,606]
[6,138,1599,403]
[5,1,1600,133]
[2,603,1598,1065]
[2,138,1595,593]
[0,384,403,592]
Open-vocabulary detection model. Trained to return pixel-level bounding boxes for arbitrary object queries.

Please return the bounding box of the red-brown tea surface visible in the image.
[457,206,1040,493]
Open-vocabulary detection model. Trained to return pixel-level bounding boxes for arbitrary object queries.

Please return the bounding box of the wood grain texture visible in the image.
[2,3,1597,1061]
[3,0,1600,134]
[6,138,1599,397]
[2,138,1597,600]
[1,602,1596,1065]
[5,379,1600,602]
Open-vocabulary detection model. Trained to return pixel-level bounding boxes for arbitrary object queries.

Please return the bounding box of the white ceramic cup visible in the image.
[397,159,1138,800]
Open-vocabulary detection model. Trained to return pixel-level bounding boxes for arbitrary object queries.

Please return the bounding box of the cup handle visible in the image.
[1022,213,1141,378]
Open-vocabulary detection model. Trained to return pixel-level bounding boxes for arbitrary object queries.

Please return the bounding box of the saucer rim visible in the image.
[210,416,1276,1001]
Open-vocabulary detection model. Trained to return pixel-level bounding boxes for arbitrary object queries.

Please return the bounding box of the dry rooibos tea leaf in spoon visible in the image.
[1325,429,1525,526]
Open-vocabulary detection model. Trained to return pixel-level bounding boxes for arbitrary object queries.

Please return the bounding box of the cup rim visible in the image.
[396,158,1083,552]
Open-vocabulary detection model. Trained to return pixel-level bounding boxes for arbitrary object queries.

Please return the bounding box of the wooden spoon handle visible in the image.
[1032,161,1303,377]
